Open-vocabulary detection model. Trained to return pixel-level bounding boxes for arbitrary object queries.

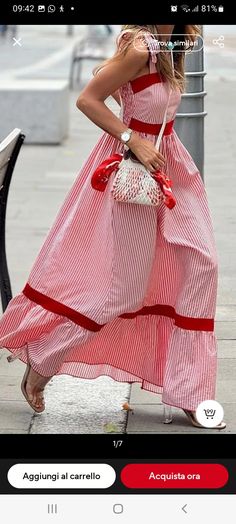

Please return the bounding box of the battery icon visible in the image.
[218,5,224,11]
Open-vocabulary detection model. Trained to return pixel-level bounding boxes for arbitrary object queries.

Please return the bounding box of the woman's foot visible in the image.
[21,364,52,413]
[183,409,226,430]
[162,405,226,429]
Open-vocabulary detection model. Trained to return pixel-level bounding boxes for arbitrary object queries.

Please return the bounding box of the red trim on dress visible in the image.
[121,306,214,331]
[22,283,214,332]
[22,283,105,332]
[130,72,165,93]
[129,118,174,135]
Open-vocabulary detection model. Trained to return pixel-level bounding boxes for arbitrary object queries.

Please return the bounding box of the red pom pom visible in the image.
[91,154,122,192]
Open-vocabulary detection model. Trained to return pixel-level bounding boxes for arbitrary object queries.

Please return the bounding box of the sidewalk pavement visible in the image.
[0,30,235,434]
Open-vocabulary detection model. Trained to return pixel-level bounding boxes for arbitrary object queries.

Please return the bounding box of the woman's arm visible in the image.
[76,45,165,172]
[76,45,148,140]
[111,89,121,106]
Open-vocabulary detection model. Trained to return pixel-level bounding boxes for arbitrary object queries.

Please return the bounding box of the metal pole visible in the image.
[174,29,206,180]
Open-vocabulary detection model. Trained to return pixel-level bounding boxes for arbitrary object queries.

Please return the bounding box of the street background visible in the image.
[0,25,235,434]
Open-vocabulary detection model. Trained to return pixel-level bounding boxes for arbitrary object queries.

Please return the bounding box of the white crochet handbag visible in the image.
[111,92,173,207]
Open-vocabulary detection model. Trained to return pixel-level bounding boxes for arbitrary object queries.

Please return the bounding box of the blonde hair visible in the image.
[94,25,201,92]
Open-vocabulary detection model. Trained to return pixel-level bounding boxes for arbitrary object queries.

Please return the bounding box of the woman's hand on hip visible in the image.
[127,134,166,172]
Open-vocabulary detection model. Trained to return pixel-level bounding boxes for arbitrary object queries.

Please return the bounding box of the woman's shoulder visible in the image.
[116,28,160,64]
[116,29,151,67]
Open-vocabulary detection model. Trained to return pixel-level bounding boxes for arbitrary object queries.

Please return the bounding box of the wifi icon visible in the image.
[181,4,191,11]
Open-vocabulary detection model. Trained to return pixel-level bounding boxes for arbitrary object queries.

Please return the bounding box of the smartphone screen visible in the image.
[0,3,235,522]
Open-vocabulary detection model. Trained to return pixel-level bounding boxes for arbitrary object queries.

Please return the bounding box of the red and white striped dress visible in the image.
[0,39,218,411]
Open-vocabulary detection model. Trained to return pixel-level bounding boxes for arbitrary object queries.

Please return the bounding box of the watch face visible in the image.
[122,131,130,142]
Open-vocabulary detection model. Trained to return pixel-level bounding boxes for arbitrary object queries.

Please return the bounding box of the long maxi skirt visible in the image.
[0,130,218,411]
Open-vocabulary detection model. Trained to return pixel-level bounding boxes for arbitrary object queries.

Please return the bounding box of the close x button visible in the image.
[120,464,228,489]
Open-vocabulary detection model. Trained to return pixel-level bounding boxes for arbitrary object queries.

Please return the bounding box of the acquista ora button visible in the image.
[120,464,229,489]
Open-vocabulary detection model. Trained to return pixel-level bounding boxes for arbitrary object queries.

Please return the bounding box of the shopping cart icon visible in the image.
[203,409,216,419]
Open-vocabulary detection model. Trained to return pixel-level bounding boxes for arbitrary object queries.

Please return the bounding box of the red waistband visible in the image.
[129,118,174,135]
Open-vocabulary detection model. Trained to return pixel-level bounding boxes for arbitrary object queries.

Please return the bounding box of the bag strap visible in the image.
[154,50,174,151]
[154,89,171,151]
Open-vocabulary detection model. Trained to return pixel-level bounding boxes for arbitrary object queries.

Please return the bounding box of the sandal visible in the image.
[21,364,51,413]
[182,409,226,430]
[163,405,226,429]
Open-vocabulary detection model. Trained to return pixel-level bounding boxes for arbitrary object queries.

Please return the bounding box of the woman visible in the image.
[0,25,226,429]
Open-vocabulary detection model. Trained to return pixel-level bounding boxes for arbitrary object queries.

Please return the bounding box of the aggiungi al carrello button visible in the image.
[121,464,229,489]
[8,464,116,489]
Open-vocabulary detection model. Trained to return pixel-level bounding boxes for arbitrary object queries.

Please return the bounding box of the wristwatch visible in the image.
[120,128,133,145]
